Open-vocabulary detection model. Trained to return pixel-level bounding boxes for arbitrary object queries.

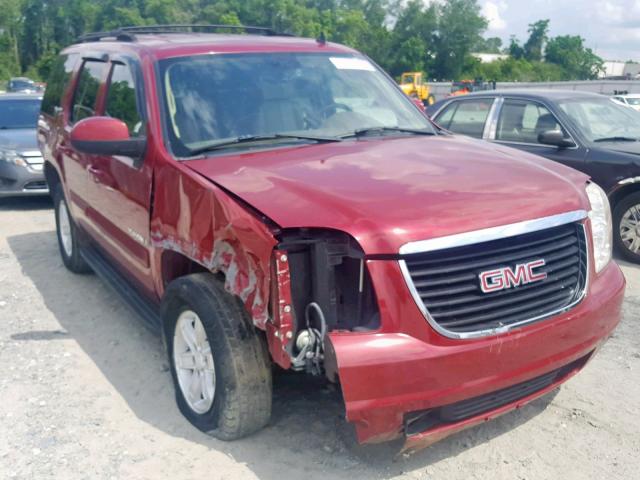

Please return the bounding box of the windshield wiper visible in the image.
[187,133,342,156]
[593,136,638,142]
[340,126,435,139]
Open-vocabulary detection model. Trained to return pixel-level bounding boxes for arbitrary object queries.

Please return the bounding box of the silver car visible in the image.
[0,94,47,197]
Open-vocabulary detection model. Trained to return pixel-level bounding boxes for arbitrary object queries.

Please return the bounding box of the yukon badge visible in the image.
[479,259,547,294]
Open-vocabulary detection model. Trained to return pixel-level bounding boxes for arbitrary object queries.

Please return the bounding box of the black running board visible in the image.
[80,245,162,332]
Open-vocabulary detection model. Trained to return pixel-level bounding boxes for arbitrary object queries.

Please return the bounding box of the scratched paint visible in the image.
[150,168,277,327]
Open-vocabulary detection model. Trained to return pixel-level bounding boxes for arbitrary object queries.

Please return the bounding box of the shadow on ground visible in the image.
[0,196,52,211]
[7,230,558,479]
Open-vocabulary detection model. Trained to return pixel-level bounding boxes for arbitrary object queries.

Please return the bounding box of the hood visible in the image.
[186,135,590,254]
[0,128,38,153]
[593,141,640,158]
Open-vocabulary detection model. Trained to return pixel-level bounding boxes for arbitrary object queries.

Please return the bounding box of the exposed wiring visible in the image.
[291,302,327,374]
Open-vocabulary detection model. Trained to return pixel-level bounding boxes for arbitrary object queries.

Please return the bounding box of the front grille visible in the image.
[403,222,588,335]
[405,353,591,435]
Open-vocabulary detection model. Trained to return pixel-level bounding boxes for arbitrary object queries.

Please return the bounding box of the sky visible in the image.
[480,0,640,61]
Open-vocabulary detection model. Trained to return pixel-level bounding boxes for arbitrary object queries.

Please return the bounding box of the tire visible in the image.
[162,273,272,440]
[424,94,436,106]
[613,192,640,263]
[53,184,91,273]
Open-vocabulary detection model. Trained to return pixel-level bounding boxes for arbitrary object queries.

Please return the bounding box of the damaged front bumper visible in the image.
[325,259,625,450]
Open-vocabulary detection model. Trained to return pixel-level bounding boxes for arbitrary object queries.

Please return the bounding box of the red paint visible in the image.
[38,32,626,449]
[69,116,130,143]
[266,250,295,369]
[187,136,590,254]
[329,259,624,444]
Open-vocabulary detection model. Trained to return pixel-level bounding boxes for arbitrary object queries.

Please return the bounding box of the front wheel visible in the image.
[53,184,91,273]
[162,273,272,440]
[424,94,436,106]
[613,192,640,263]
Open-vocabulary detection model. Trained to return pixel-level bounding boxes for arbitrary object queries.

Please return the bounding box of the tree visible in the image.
[432,0,488,80]
[523,19,549,62]
[475,36,502,53]
[388,0,438,76]
[508,35,525,59]
[545,35,604,79]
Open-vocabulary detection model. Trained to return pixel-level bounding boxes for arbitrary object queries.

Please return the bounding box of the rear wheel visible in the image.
[424,94,436,106]
[53,184,91,273]
[162,273,272,440]
[613,192,640,263]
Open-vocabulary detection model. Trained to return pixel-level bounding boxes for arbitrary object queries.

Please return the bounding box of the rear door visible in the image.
[490,98,587,172]
[63,57,109,225]
[83,57,155,297]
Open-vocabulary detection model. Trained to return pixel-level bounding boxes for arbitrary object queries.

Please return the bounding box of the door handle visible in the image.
[88,166,113,186]
[87,166,103,182]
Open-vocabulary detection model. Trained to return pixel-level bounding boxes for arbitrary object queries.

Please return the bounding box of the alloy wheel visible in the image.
[173,310,216,414]
[619,204,640,254]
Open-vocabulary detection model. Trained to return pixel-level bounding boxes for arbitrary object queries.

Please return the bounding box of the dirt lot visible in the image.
[0,197,638,480]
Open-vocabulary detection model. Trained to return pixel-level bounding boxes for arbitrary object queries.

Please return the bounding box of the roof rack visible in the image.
[77,24,289,43]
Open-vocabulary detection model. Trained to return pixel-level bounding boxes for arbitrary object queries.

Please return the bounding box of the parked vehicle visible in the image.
[449,79,496,97]
[399,72,435,106]
[427,89,640,263]
[0,94,47,197]
[611,93,640,112]
[39,26,624,453]
[7,77,37,94]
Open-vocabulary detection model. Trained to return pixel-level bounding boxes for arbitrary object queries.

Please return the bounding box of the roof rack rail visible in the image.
[77,30,137,43]
[77,24,290,43]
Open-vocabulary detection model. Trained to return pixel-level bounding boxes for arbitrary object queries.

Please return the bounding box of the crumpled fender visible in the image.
[150,165,277,328]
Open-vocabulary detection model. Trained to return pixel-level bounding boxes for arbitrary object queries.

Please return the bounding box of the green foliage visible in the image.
[545,35,604,80]
[508,36,525,60]
[464,56,566,82]
[0,1,608,85]
[475,36,502,54]
[432,0,488,80]
[523,19,549,62]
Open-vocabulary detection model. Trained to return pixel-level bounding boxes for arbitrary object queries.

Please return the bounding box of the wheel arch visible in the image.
[609,181,640,210]
[160,248,211,290]
[44,161,61,195]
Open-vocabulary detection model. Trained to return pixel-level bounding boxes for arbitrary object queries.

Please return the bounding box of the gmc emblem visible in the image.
[479,259,547,293]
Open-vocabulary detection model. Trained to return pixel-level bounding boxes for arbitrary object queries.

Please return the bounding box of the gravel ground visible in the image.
[0,196,639,480]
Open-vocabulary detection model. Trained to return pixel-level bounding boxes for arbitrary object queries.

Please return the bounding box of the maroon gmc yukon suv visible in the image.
[38,26,625,453]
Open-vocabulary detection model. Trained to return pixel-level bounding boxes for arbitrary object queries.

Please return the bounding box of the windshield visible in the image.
[558,97,640,142]
[0,99,41,129]
[159,53,432,156]
[626,97,640,106]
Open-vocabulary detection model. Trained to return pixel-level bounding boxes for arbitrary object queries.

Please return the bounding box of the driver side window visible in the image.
[496,100,563,144]
[72,60,107,124]
[105,62,144,137]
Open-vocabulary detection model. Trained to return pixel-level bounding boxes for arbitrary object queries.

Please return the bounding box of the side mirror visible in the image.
[538,129,575,148]
[70,116,146,157]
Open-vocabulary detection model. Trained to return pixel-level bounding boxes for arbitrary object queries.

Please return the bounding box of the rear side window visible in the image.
[496,100,561,144]
[41,54,78,116]
[105,63,143,137]
[72,60,107,123]
[435,98,493,138]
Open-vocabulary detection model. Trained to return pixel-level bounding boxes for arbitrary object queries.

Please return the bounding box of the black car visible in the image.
[427,89,640,263]
[0,94,47,197]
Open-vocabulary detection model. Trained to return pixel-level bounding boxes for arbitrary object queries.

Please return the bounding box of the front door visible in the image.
[84,58,155,298]
[491,98,588,172]
[63,58,108,226]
